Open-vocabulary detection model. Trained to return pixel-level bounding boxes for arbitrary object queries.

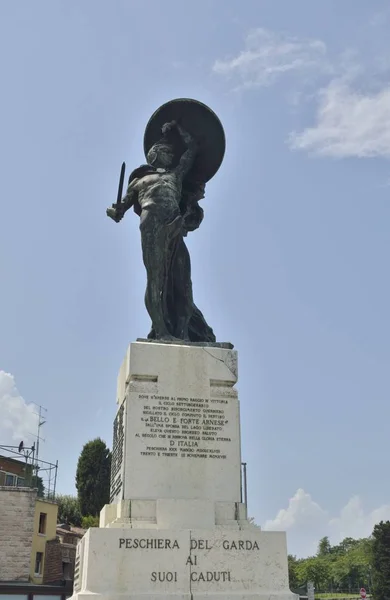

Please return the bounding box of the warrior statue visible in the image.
[106,99,225,342]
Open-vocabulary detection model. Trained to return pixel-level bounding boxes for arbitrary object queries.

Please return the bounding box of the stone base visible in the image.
[100,498,249,530]
[74,341,298,600]
[136,338,234,349]
[70,527,297,600]
[111,341,241,505]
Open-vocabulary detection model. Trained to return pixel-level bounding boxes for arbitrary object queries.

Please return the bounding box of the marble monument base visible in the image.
[72,527,296,600]
[69,340,297,600]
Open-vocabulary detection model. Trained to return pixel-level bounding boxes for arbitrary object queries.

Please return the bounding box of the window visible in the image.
[3,472,24,486]
[5,473,15,486]
[34,551,43,575]
[38,512,47,534]
[63,561,72,580]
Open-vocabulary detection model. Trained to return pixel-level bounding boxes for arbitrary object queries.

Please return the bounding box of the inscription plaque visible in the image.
[115,534,263,588]
[136,394,231,460]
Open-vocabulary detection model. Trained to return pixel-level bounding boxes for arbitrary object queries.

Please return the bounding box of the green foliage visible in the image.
[23,465,44,497]
[76,438,111,517]
[81,515,100,529]
[288,555,299,590]
[372,521,390,600]
[332,537,361,556]
[56,494,82,526]
[32,475,45,497]
[296,556,332,590]
[318,537,332,556]
[292,536,373,594]
[331,538,372,591]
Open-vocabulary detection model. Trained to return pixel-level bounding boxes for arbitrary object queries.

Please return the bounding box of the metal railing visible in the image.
[0,444,58,499]
[240,461,247,507]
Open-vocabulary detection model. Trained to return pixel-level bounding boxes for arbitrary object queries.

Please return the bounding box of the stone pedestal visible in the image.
[70,341,297,600]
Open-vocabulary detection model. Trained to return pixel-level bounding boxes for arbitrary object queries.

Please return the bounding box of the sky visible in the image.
[1,0,390,558]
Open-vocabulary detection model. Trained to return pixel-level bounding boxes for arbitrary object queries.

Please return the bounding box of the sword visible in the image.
[107,162,126,221]
[116,161,126,206]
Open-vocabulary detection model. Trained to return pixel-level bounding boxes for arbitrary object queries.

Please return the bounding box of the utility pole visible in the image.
[33,404,47,466]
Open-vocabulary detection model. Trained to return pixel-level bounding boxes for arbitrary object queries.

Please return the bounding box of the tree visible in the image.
[318,536,331,557]
[76,438,111,517]
[296,557,331,592]
[56,495,82,526]
[81,515,99,528]
[288,555,299,590]
[287,534,374,595]
[372,521,390,600]
[333,537,360,556]
[32,475,45,498]
[329,538,372,592]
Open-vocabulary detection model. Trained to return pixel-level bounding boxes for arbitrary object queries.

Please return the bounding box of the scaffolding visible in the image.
[0,443,58,499]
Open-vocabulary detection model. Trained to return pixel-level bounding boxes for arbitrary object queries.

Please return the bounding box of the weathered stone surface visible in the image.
[69,341,297,600]
[0,487,36,581]
[43,538,65,584]
[109,341,240,509]
[71,527,295,600]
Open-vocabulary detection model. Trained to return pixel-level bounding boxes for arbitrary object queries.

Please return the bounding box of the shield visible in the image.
[143,98,226,183]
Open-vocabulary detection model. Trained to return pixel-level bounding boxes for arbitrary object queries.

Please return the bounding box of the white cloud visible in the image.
[369,8,390,28]
[213,26,390,160]
[213,28,327,90]
[264,488,390,558]
[289,79,390,158]
[264,488,328,531]
[0,370,38,445]
[264,489,329,557]
[329,495,390,541]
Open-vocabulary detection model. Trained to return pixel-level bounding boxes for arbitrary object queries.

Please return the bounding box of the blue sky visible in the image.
[1,0,390,557]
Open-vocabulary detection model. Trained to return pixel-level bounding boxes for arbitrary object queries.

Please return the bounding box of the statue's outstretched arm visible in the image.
[106,184,137,223]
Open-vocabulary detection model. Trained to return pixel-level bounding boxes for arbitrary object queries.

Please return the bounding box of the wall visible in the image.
[57,529,82,546]
[42,538,64,584]
[0,487,36,581]
[30,499,58,584]
[43,539,77,584]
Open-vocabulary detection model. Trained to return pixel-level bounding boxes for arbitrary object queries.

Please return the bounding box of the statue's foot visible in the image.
[158,334,182,342]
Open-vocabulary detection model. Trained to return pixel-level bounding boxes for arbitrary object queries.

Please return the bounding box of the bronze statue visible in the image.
[106,99,225,342]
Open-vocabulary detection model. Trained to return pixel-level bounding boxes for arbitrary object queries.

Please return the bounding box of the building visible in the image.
[0,486,36,581]
[0,454,72,585]
[42,526,85,585]
[0,454,31,487]
[0,487,59,584]
[0,453,86,599]
[30,497,58,584]
[0,454,59,584]
[0,451,76,599]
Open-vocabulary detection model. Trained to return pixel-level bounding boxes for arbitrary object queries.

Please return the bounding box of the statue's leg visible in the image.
[171,238,194,340]
[140,216,174,340]
[147,326,156,339]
